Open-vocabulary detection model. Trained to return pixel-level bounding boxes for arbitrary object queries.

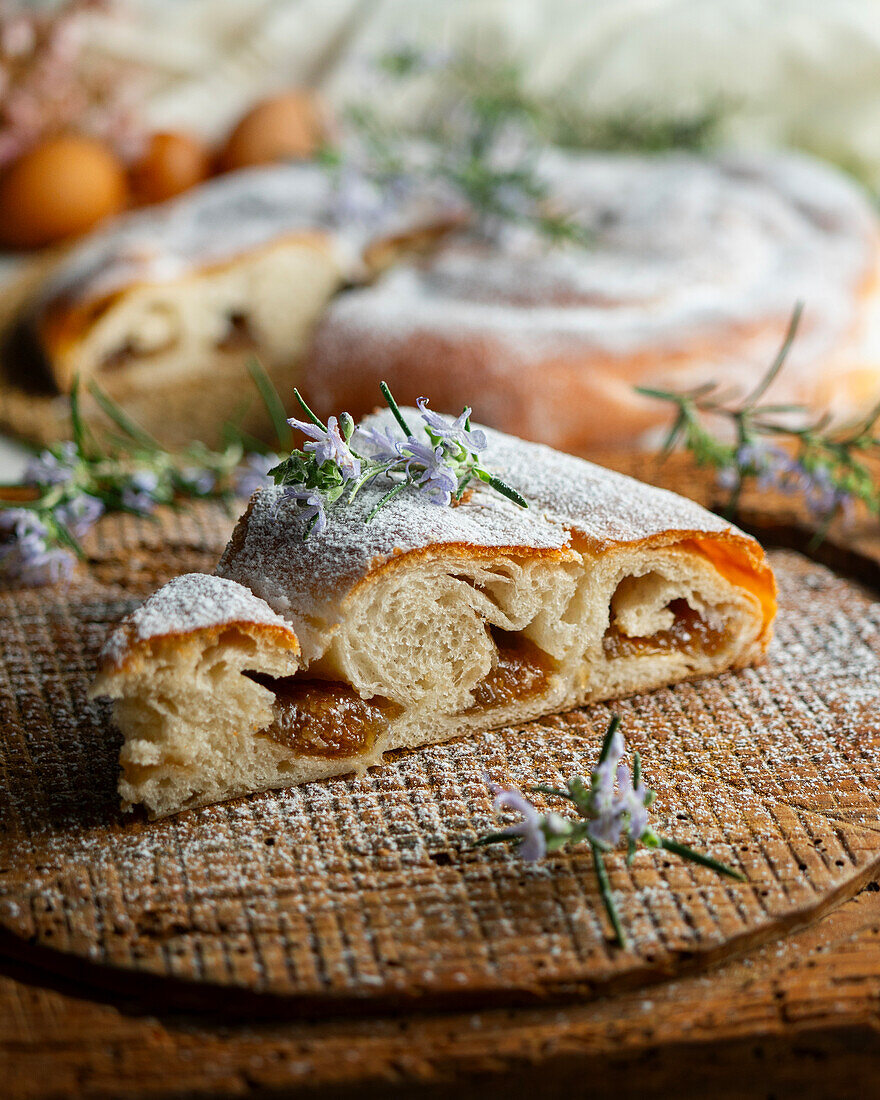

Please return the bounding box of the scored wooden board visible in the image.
[1,504,880,1015]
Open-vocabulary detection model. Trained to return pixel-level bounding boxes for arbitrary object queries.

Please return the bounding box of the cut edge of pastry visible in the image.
[36,231,345,394]
[92,527,775,819]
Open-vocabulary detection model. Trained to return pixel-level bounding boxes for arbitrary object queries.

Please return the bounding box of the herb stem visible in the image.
[379,381,414,437]
[598,714,622,764]
[735,301,803,410]
[292,388,327,433]
[658,837,745,881]
[591,841,628,949]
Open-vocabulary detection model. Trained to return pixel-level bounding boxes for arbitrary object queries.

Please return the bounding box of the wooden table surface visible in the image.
[5,451,880,1099]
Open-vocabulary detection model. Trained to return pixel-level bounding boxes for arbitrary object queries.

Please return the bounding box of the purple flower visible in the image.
[55,493,103,538]
[122,470,159,515]
[0,508,75,586]
[716,465,739,492]
[490,785,547,862]
[586,728,650,847]
[417,398,488,453]
[587,750,626,848]
[614,763,650,842]
[284,487,327,536]
[180,467,215,495]
[23,441,78,487]
[722,440,855,521]
[400,438,458,506]
[351,425,402,464]
[235,453,279,498]
[289,415,361,481]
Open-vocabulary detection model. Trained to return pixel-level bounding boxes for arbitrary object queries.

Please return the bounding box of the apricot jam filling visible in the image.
[469,629,555,710]
[603,598,726,660]
[247,674,401,758]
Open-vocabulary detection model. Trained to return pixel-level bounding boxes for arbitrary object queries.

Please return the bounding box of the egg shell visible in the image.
[130,131,212,206]
[218,91,323,172]
[0,134,129,250]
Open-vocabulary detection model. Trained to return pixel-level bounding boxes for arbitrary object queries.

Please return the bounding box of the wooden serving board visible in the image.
[2,502,880,1015]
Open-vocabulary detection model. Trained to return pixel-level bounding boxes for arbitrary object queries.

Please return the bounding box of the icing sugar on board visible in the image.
[1,504,880,1013]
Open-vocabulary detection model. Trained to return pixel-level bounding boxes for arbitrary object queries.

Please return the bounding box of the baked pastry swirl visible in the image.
[304,149,880,450]
[12,161,460,447]
[92,411,775,818]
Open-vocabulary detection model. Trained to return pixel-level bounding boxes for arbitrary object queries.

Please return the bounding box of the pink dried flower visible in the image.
[0,0,144,169]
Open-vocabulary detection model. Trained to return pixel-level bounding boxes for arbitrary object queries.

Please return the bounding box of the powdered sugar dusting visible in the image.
[99,573,293,668]
[310,148,878,388]
[3,550,880,1006]
[217,410,740,622]
[34,160,463,308]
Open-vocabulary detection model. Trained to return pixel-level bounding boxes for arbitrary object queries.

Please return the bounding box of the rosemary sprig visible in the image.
[270,382,527,536]
[335,48,592,247]
[0,363,289,587]
[637,303,880,543]
[334,46,724,249]
[480,715,744,949]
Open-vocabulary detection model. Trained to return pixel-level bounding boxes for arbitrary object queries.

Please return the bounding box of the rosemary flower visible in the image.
[23,442,78,487]
[478,715,744,948]
[56,493,104,537]
[400,437,459,506]
[121,470,160,515]
[179,467,216,496]
[283,487,328,536]
[489,785,548,862]
[0,509,74,586]
[417,398,488,453]
[234,453,279,499]
[289,414,361,481]
[351,424,403,464]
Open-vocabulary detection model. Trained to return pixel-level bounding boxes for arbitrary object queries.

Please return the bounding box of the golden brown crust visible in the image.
[95,619,301,678]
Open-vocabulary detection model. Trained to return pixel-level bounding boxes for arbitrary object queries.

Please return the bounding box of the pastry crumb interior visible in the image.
[603,596,725,659]
[244,586,727,763]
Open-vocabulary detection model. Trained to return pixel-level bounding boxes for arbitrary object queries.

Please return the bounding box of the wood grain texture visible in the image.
[2,496,880,1016]
[2,875,880,1098]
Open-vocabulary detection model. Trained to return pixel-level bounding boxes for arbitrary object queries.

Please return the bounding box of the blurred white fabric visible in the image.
[87,0,880,186]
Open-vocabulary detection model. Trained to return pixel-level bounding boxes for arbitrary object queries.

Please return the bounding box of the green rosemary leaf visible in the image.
[476,470,528,508]
[598,714,622,765]
[87,380,162,452]
[366,481,408,522]
[473,831,515,847]
[291,388,327,432]
[591,841,628,948]
[69,376,96,459]
[528,785,575,800]
[454,471,475,502]
[658,837,745,881]
[246,358,293,450]
[738,301,803,409]
[566,776,592,818]
[659,406,687,461]
[53,521,85,561]
[751,403,809,416]
[379,380,414,437]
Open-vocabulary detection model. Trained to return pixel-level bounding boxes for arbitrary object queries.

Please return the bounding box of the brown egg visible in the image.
[0,134,128,250]
[218,91,323,172]
[130,131,212,206]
